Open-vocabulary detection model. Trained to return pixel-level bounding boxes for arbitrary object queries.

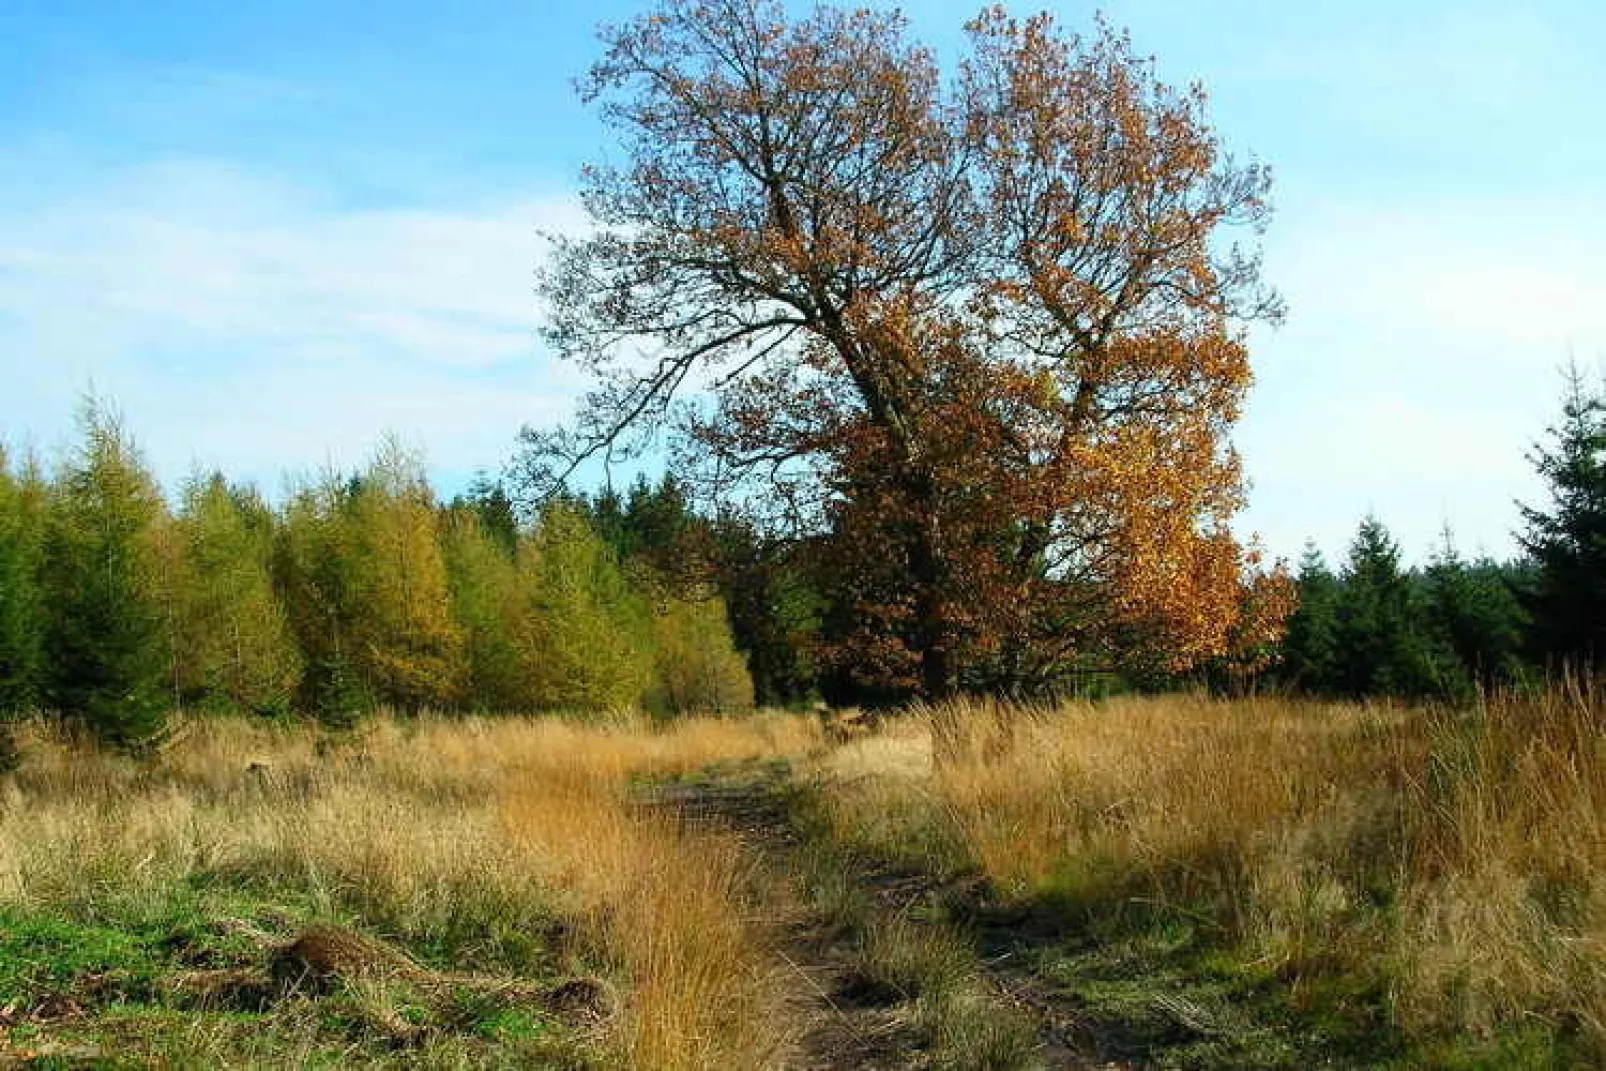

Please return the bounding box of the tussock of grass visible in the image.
[0,709,820,1068]
[813,686,1606,1061]
[788,782,1040,1068]
[854,915,972,1002]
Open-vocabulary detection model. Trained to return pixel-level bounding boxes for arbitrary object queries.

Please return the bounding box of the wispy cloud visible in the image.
[5,159,1599,564]
[0,157,587,494]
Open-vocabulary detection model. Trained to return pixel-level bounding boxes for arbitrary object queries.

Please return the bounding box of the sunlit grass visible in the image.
[812,686,1606,1058]
[0,709,821,1068]
[7,688,1604,1063]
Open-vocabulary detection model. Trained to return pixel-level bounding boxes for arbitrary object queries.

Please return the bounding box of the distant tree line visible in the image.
[1276,521,1530,701]
[2,360,1598,758]
[603,361,1606,708]
[0,399,754,755]
[1277,365,1606,701]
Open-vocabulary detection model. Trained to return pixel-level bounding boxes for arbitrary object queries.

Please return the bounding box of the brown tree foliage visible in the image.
[528,1,1291,697]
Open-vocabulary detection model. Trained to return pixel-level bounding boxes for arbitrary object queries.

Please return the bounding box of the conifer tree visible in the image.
[648,593,755,716]
[166,474,301,713]
[1334,517,1459,700]
[0,447,46,715]
[712,517,822,705]
[278,444,467,717]
[441,507,528,711]
[276,473,370,725]
[1518,363,1606,669]
[0,448,46,772]
[345,439,466,711]
[41,400,170,749]
[1279,542,1341,693]
[1422,528,1530,689]
[450,473,519,557]
[520,503,652,712]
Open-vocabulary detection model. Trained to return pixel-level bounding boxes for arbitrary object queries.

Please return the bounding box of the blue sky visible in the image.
[2,1,1603,564]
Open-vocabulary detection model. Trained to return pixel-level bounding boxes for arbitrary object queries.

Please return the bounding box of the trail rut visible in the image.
[640,762,1120,1070]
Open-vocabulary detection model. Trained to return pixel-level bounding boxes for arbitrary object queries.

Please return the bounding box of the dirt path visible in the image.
[644,766,926,1068]
[639,761,1118,1070]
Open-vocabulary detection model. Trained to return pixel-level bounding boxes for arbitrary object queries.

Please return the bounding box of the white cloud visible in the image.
[4,161,1600,569]
[0,158,590,495]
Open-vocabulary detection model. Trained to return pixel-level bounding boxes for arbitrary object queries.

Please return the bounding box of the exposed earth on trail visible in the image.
[642,761,1116,1070]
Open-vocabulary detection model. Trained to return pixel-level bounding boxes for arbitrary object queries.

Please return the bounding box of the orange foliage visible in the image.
[536,1,1290,695]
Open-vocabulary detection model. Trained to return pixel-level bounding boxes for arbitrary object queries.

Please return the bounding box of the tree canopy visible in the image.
[523,0,1288,698]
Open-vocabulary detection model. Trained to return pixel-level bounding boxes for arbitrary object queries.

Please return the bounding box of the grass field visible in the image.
[2,687,1603,1067]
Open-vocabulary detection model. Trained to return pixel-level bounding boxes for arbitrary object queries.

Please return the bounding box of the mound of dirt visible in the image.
[541,977,619,1024]
[155,922,616,1032]
[158,968,278,1010]
[269,925,426,994]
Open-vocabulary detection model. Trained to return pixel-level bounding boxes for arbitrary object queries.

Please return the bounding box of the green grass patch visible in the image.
[0,888,598,1070]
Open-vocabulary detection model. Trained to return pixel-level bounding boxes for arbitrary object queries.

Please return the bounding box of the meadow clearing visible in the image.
[1,686,1603,1068]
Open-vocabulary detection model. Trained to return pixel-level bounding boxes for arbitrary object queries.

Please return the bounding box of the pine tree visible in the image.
[1334,517,1461,700]
[647,593,755,716]
[1422,528,1531,689]
[277,444,467,717]
[450,473,519,557]
[1518,363,1606,670]
[0,447,46,715]
[1280,542,1341,693]
[712,517,822,705]
[166,474,302,714]
[441,507,528,711]
[520,503,653,712]
[275,473,371,726]
[0,448,46,772]
[585,474,708,583]
[344,439,465,711]
[41,400,170,749]
[588,485,629,559]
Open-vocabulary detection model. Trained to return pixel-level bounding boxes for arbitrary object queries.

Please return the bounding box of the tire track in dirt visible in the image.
[639,761,1122,1070]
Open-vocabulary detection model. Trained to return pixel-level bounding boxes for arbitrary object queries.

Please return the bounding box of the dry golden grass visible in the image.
[812,687,1606,1052]
[0,709,822,1069]
[10,688,1604,1061]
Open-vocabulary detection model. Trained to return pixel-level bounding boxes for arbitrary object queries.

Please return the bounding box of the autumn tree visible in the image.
[276,472,371,725]
[441,506,529,711]
[0,448,46,771]
[647,592,756,715]
[525,0,1286,698]
[343,441,466,710]
[276,445,465,718]
[520,503,654,712]
[572,478,764,713]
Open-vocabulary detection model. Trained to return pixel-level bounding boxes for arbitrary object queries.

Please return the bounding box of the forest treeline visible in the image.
[0,361,1600,752]
[1277,364,1606,701]
[0,400,754,751]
